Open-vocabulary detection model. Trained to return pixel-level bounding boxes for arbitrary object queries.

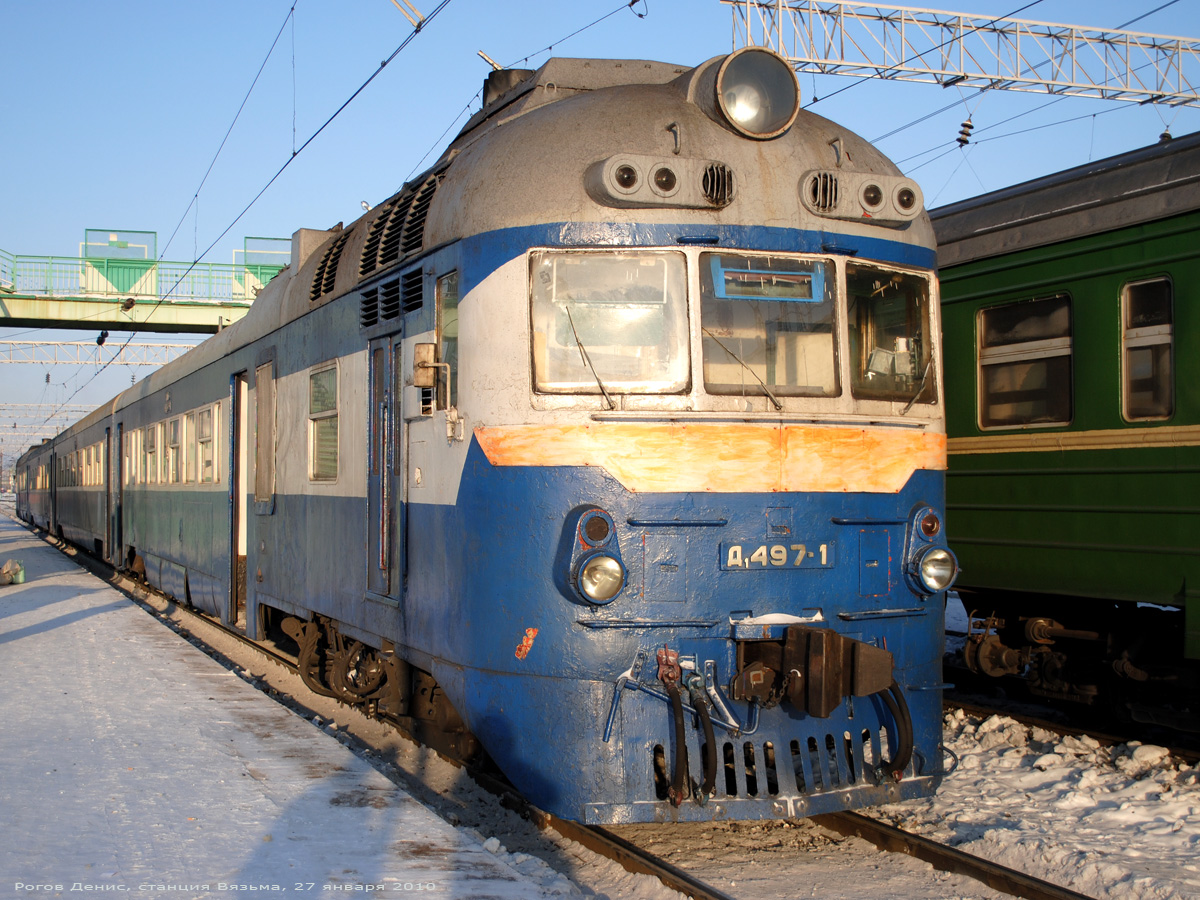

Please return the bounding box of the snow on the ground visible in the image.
[875,709,1200,900]
[8,518,1200,900]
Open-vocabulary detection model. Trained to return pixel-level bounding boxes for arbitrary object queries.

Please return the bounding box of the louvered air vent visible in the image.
[702,164,735,206]
[310,231,351,302]
[365,172,443,275]
[379,279,402,320]
[359,202,399,277]
[359,278,405,329]
[377,199,408,270]
[401,176,439,256]
[401,269,423,312]
[807,172,840,212]
[360,287,379,328]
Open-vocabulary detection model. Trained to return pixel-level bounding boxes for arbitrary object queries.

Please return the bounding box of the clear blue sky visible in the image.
[2,0,1199,451]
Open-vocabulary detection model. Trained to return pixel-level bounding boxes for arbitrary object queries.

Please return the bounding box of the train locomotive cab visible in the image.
[389,48,957,823]
[14,49,957,827]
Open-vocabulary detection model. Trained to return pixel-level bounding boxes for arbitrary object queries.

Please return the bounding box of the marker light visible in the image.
[716,48,800,139]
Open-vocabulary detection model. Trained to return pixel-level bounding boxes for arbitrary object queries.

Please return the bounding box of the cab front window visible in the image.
[530,250,689,395]
[847,263,935,404]
[700,253,838,398]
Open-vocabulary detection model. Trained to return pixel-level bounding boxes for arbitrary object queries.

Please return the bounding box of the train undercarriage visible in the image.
[959,591,1200,733]
[120,544,481,761]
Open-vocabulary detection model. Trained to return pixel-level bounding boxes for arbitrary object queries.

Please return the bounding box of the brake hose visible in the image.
[878,680,914,782]
[666,680,688,807]
[688,679,717,801]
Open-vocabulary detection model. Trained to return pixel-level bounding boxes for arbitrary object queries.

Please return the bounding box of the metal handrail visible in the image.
[0,248,14,292]
[0,250,286,305]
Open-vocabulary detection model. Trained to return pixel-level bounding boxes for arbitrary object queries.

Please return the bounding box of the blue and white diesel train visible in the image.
[16,48,957,824]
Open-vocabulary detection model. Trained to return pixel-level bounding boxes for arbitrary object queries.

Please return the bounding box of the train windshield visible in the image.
[699,253,838,397]
[530,250,690,394]
[846,263,935,405]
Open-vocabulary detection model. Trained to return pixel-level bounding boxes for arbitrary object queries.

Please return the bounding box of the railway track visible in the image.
[37,526,1112,900]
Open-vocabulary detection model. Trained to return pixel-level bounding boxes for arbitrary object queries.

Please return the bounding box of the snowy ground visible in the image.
[6,517,1199,900]
[872,709,1200,900]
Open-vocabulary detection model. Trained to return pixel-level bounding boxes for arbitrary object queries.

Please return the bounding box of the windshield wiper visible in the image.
[701,327,783,411]
[565,306,615,410]
[901,357,933,415]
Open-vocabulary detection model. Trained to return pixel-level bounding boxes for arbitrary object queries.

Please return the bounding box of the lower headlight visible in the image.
[578,554,625,604]
[917,547,958,593]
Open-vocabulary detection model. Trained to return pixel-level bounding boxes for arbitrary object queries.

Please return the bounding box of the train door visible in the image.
[104,426,112,563]
[50,449,58,536]
[229,373,249,630]
[114,423,124,566]
[367,334,405,601]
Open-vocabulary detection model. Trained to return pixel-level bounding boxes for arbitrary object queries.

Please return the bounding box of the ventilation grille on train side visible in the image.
[806,172,840,212]
[360,287,379,328]
[702,163,735,206]
[359,275,413,327]
[359,270,422,329]
[359,172,443,278]
[310,231,351,302]
[400,269,423,312]
[402,178,439,256]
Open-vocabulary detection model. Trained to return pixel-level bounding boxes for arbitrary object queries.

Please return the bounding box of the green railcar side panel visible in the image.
[939,208,1200,659]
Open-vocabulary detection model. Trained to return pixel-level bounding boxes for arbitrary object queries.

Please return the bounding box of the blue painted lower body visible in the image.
[406,438,947,823]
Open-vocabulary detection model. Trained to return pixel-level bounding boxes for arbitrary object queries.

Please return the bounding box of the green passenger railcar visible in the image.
[933,134,1200,728]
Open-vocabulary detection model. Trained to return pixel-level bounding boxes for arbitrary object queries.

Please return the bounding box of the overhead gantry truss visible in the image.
[724,1,1200,107]
[0,341,193,367]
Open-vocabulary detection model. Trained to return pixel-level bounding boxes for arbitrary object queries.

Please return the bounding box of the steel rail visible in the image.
[815,811,1096,900]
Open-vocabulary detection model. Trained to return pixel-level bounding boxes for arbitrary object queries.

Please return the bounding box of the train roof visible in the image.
[21,52,936,463]
[930,129,1200,268]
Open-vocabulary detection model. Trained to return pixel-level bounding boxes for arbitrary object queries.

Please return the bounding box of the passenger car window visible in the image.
[198,407,217,483]
[1122,278,1173,421]
[309,366,339,482]
[977,295,1072,428]
[255,363,276,500]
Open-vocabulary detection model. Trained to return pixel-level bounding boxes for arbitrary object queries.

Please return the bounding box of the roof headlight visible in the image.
[716,48,800,139]
[915,546,958,594]
[578,554,625,604]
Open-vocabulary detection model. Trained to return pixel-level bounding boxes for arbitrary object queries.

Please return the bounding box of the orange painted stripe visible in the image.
[475,424,946,494]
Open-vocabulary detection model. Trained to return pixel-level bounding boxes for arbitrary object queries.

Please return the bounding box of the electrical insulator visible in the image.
[957,118,974,147]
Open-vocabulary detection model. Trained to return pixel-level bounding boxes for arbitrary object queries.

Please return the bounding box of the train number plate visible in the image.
[720,541,835,571]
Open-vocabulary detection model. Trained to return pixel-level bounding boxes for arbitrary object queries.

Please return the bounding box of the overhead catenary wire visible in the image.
[160,2,299,264]
[42,0,456,426]
[16,2,299,421]
[874,3,1189,186]
[405,0,651,183]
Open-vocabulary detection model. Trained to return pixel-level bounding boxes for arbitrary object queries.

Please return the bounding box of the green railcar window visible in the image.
[978,295,1072,429]
[1122,278,1173,421]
